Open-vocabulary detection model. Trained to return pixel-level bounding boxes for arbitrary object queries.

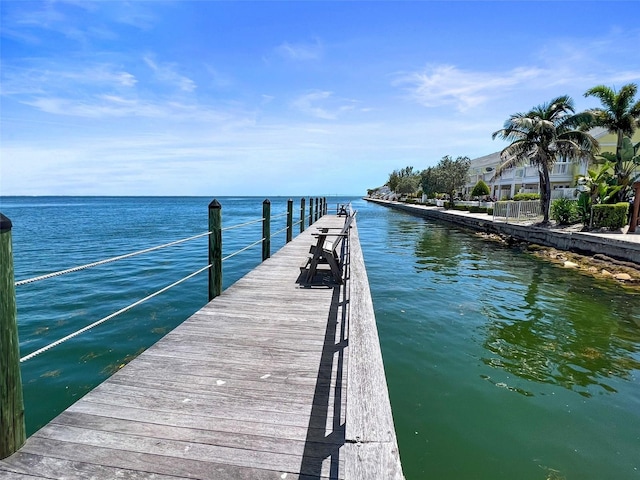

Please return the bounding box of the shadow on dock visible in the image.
[299,238,351,478]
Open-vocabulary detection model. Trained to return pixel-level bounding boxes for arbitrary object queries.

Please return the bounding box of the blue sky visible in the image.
[1,1,639,196]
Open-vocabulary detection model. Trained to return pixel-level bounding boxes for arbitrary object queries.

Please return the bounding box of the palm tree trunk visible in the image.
[539,166,551,223]
[616,128,624,177]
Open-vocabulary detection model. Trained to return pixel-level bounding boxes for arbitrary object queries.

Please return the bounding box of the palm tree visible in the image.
[492,95,598,224]
[584,83,640,200]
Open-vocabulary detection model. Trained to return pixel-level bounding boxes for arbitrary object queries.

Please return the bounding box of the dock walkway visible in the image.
[0,215,403,479]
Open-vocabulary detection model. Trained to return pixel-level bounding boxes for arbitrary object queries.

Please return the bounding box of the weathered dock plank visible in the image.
[0,214,403,479]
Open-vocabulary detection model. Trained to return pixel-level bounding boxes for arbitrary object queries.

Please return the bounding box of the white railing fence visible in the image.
[492,200,543,223]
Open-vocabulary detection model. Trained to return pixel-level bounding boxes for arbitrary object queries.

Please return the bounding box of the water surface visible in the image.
[2,196,638,479]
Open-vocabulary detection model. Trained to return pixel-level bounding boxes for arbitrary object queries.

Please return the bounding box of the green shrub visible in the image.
[576,192,591,225]
[471,180,490,198]
[513,193,540,201]
[487,208,494,215]
[550,198,578,225]
[591,203,630,230]
[469,206,488,213]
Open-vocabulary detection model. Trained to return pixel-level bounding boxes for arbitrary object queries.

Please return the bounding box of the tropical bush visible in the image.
[513,193,541,201]
[576,192,591,225]
[550,198,578,225]
[591,203,630,230]
[471,179,490,198]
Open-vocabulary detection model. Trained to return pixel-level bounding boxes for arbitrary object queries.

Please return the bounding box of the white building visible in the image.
[464,128,639,200]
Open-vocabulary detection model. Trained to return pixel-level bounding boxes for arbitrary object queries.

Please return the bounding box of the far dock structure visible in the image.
[0,208,404,479]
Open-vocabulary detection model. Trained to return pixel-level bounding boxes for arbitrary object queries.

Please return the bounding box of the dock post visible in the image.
[315,198,319,222]
[208,200,222,301]
[319,197,323,218]
[309,198,314,225]
[300,198,306,233]
[0,213,26,459]
[262,199,271,261]
[286,199,293,243]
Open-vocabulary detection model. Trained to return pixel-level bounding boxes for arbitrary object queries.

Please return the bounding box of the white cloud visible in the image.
[291,91,361,120]
[144,56,196,93]
[276,39,323,61]
[394,65,546,111]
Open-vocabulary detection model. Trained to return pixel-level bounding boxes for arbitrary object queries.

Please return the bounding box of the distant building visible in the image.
[464,128,640,200]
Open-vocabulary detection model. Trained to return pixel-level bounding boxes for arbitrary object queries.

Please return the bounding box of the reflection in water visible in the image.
[357,203,640,480]
[482,260,640,397]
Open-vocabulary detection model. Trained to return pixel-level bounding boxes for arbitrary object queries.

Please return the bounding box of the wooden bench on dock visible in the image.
[301,210,356,284]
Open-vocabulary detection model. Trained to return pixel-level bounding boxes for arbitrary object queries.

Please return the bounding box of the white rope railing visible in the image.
[222,238,265,262]
[16,200,314,361]
[20,263,212,363]
[15,231,210,287]
[270,225,289,239]
[222,217,264,232]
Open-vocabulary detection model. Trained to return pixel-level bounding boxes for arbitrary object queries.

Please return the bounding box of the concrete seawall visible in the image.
[366,198,640,265]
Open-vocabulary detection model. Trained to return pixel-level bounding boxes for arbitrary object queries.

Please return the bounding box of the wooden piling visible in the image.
[286,199,293,243]
[208,200,222,301]
[309,197,314,226]
[300,198,306,233]
[262,199,271,261]
[0,213,26,459]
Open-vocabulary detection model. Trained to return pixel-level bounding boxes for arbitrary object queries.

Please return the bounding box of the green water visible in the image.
[3,196,639,479]
[357,202,640,480]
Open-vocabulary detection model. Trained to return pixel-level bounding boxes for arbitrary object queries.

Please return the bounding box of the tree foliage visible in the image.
[596,137,640,201]
[584,83,640,196]
[387,166,419,194]
[419,167,440,198]
[492,95,598,223]
[433,155,471,208]
[471,179,490,198]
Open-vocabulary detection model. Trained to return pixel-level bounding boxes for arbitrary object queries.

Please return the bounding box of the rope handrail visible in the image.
[222,237,265,262]
[270,225,289,239]
[15,231,211,287]
[19,262,212,363]
[222,217,264,232]
[270,211,288,219]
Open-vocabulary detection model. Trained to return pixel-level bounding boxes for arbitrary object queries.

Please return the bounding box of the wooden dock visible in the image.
[0,215,403,479]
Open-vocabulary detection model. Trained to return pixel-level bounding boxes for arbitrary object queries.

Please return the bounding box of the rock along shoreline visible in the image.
[365,197,640,288]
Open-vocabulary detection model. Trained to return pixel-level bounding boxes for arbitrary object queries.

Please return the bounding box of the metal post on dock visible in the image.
[262,199,271,261]
[300,197,306,233]
[208,200,222,301]
[0,213,26,459]
[286,199,293,243]
[309,197,314,225]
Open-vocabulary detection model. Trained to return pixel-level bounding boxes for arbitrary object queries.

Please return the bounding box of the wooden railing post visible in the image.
[208,200,222,301]
[300,198,306,233]
[315,198,319,222]
[319,197,324,218]
[0,213,26,459]
[286,199,293,243]
[324,197,328,215]
[309,197,314,226]
[262,199,271,261]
